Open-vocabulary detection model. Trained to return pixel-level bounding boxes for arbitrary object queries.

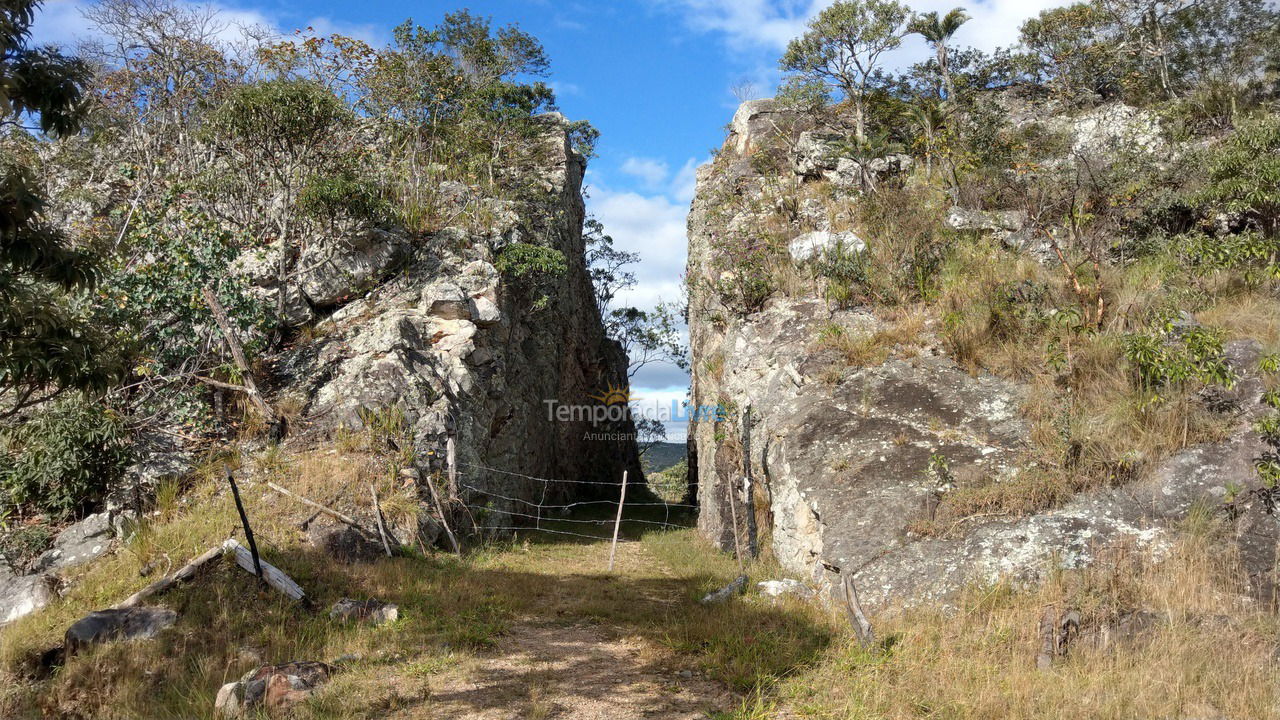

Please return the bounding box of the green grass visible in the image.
[0,460,833,719]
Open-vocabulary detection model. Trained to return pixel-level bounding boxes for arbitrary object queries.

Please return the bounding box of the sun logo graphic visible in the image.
[589,383,631,406]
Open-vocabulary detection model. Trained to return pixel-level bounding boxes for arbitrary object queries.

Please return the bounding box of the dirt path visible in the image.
[417,542,738,719]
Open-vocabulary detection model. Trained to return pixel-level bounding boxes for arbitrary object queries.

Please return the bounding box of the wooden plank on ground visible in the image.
[223,540,305,601]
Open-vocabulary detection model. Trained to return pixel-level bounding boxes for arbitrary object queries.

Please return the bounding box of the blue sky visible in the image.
[34,0,1076,441]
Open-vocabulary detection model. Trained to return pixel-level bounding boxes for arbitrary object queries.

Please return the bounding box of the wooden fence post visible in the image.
[608,471,629,572]
[446,436,457,497]
[725,476,744,574]
[369,484,394,557]
[226,469,262,580]
[742,404,758,558]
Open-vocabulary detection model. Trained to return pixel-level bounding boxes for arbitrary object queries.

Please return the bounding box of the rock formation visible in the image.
[687,99,1278,607]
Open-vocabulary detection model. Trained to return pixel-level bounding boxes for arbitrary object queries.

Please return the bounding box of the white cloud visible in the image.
[620,156,671,189]
[655,0,1075,58]
[32,0,388,53]
[589,187,688,311]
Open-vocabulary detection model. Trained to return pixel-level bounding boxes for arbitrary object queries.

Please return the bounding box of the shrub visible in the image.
[0,396,132,519]
[298,171,391,226]
[1122,323,1235,396]
[495,242,567,310]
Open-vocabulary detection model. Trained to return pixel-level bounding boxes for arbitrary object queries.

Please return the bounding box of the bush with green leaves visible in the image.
[495,242,567,310]
[298,170,392,228]
[1,395,132,520]
[1122,323,1236,398]
[1199,116,1280,237]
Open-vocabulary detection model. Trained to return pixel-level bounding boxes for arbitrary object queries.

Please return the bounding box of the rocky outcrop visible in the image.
[279,115,640,534]
[688,99,1277,608]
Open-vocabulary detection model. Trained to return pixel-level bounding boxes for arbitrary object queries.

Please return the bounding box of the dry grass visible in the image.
[2,445,1276,720]
[1200,290,1280,354]
[727,525,1280,719]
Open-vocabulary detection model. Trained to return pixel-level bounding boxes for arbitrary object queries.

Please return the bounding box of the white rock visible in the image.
[788,230,864,263]
[214,681,244,717]
[757,579,812,598]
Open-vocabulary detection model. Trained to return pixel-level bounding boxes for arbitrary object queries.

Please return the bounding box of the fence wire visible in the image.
[453,461,694,541]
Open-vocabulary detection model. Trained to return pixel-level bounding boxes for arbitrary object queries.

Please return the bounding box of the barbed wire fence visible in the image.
[445,460,698,554]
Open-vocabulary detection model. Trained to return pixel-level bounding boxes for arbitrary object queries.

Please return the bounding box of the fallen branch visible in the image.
[114,544,225,609]
[201,287,275,421]
[700,574,748,604]
[840,567,877,651]
[267,481,363,530]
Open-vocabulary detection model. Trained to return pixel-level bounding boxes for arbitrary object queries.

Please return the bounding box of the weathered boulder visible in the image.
[329,598,399,625]
[788,230,864,263]
[0,570,55,625]
[297,228,409,308]
[792,131,846,178]
[64,606,177,652]
[30,512,112,574]
[217,661,335,717]
[307,523,383,564]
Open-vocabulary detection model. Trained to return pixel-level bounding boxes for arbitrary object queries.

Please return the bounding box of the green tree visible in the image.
[201,79,352,328]
[780,0,911,141]
[0,0,122,420]
[909,7,970,101]
[1020,3,1123,101]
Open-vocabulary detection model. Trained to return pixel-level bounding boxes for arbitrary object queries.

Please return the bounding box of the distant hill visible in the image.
[641,442,687,474]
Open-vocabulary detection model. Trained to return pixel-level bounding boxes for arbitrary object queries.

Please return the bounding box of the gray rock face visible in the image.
[1071,104,1163,158]
[791,130,912,190]
[728,98,789,155]
[280,116,640,540]
[297,228,410,308]
[687,101,1280,608]
[64,606,177,652]
[792,131,848,178]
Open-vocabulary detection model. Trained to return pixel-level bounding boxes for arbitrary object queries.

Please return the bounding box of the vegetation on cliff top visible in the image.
[697,0,1280,523]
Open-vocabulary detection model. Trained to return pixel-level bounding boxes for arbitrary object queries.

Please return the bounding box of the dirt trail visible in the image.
[416,542,738,719]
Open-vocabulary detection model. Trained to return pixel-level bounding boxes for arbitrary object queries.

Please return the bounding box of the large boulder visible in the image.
[329,598,399,625]
[64,606,177,653]
[30,512,112,574]
[0,570,55,625]
[307,523,384,564]
[297,229,409,308]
